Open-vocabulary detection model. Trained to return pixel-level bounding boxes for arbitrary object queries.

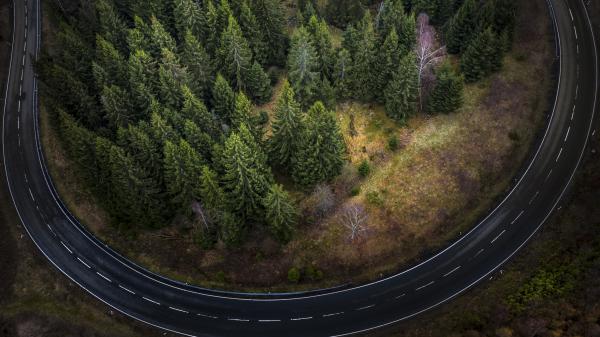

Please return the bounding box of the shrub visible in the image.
[357,160,371,177]
[288,267,301,283]
[215,271,226,283]
[388,135,399,151]
[366,191,384,206]
[350,186,361,196]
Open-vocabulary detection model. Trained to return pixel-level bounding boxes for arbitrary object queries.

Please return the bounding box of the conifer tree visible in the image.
[307,15,335,79]
[163,139,205,211]
[127,16,151,52]
[101,85,135,130]
[95,0,128,55]
[318,78,336,110]
[352,12,377,101]
[292,102,345,186]
[376,28,401,102]
[201,0,220,55]
[268,81,303,169]
[93,36,128,89]
[181,85,220,138]
[244,61,272,104]
[384,53,418,122]
[239,0,268,65]
[445,0,477,54]
[128,49,157,115]
[149,111,179,146]
[232,91,254,129]
[148,16,177,57]
[325,0,364,28]
[250,0,288,65]
[182,120,214,158]
[222,130,271,219]
[180,31,215,102]
[217,0,234,34]
[199,166,226,212]
[427,62,464,114]
[116,124,163,181]
[287,27,320,108]
[173,0,205,40]
[217,15,253,91]
[460,27,502,82]
[263,184,298,243]
[238,123,271,181]
[212,74,236,124]
[158,49,189,109]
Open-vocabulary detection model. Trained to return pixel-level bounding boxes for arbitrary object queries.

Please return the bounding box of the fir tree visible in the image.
[333,48,353,100]
[201,0,220,55]
[376,28,401,102]
[217,15,253,91]
[445,0,478,54]
[222,130,271,219]
[352,12,378,101]
[287,27,320,108]
[128,49,157,116]
[117,124,163,181]
[181,85,220,138]
[212,74,236,124]
[325,0,364,28]
[263,184,298,243]
[427,62,464,114]
[268,81,303,169]
[250,0,288,65]
[93,35,128,89]
[182,119,214,158]
[163,139,205,211]
[460,27,502,82]
[172,0,204,40]
[180,30,215,102]
[100,85,135,130]
[232,91,254,129]
[244,61,272,105]
[384,53,418,123]
[158,48,189,109]
[148,16,176,57]
[95,0,128,55]
[238,0,268,65]
[307,15,335,79]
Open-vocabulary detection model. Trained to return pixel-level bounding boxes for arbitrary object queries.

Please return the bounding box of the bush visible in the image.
[350,186,361,196]
[288,267,301,283]
[366,191,384,206]
[388,135,399,151]
[215,271,226,283]
[357,160,371,177]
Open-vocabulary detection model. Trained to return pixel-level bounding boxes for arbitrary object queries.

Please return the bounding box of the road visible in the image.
[1,0,598,336]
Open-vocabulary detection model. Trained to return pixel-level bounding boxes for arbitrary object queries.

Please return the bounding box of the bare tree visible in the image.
[340,203,368,241]
[415,13,446,112]
[312,184,335,217]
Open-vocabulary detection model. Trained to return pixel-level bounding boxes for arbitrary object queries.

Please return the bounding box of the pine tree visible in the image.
[163,139,205,211]
[292,101,345,186]
[352,12,377,101]
[58,110,98,179]
[268,80,303,169]
[445,0,478,54]
[384,53,418,123]
[217,15,253,91]
[460,27,501,83]
[333,48,353,100]
[250,0,288,65]
[244,61,272,104]
[212,74,236,124]
[222,130,271,219]
[427,62,464,114]
[181,85,220,138]
[263,184,298,243]
[287,27,320,108]
[180,30,215,102]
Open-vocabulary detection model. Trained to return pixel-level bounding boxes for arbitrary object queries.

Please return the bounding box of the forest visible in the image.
[37,0,516,249]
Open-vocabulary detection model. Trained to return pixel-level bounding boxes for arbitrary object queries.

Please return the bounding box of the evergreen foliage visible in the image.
[384,53,418,122]
[427,62,464,114]
[263,184,298,243]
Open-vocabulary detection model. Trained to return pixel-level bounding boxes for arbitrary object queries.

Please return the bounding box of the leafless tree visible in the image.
[415,13,446,112]
[340,203,368,241]
[312,184,335,217]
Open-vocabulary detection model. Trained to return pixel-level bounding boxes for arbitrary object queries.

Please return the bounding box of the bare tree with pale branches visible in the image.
[415,13,446,112]
[340,203,368,241]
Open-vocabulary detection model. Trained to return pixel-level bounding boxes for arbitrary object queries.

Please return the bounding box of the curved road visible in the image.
[2,0,598,336]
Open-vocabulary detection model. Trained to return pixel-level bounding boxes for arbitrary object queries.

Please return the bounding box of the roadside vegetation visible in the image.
[36,0,546,290]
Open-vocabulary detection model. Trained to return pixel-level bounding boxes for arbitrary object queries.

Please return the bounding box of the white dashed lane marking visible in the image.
[323,312,344,318]
[511,210,524,224]
[228,318,250,322]
[443,266,461,277]
[77,257,91,269]
[529,191,540,205]
[415,281,435,291]
[565,126,571,142]
[96,272,111,283]
[142,297,160,305]
[556,147,563,162]
[259,319,281,323]
[291,317,313,321]
[168,306,189,314]
[196,313,218,319]
[395,293,406,299]
[356,304,375,311]
[490,229,506,244]
[118,285,135,295]
[60,241,72,254]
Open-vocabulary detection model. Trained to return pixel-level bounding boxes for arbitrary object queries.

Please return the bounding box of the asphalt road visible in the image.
[2,0,598,336]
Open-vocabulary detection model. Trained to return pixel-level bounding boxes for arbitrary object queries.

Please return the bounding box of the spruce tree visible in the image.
[263,184,298,243]
[172,0,204,40]
[95,0,128,54]
[212,74,236,124]
[93,35,128,89]
[376,28,401,102]
[238,0,268,66]
[325,0,364,28]
[268,81,303,169]
[292,102,345,186]
[217,15,253,91]
[427,62,464,114]
[352,12,377,102]
[199,166,226,212]
[148,16,177,57]
[287,27,320,108]
[460,27,501,83]
[232,91,254,130]
[307,15,335,79]
[158,48,189,109]
[101,85,135,130]
[445,0,478,54]
[250,0,288,65]
[222,130,271,219]
[333,48,353,100]
[181,85,220,138]
[117,124,163,181]
[244,61,272,104]
[201,0,220,55]
[180,30,215,102]
[128,49,157,116]
[384,53,418,123]
[163,139,205,211]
